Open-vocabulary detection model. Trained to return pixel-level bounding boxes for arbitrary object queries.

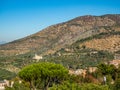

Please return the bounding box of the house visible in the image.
[69,69,87,77]
[114,54,120,60]
[75,69,86,76]
[88,67,97,73]
[0,81,6,90]
[69,69,74,75]
[0,79,22,90]
[0,80,9,90]
[109,60,120,68]
[33,54,43,62]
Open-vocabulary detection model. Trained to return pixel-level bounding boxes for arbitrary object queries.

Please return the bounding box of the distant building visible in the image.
[0,79,22,90]
[114,54,120,60]
[0,81,6,90]
[0,80,9,90]
[33,54,43,62]
[109,60,120,68]
[88,67,97,73]
[69,69,87,77]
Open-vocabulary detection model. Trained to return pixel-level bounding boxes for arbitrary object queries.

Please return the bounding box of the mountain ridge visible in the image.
[0,14,120,56]
[0,41,6,45]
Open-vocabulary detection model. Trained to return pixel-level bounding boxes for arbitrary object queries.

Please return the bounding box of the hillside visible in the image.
[80,35,120,52]
[0,41,6,45]
[0,14,120,77]
[0,14,120,57]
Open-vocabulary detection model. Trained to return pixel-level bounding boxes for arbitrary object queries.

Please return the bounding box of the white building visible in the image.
[33,54,43,62]
[0,80,9,90]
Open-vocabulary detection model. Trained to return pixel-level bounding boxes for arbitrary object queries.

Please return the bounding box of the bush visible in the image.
[0,68,16,80]
[114,78,120,90]
[49,81,109,90]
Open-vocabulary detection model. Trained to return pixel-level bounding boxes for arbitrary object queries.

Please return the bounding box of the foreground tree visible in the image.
[97,63,116,84]
[113,65,120,90]
[19,62,68,90]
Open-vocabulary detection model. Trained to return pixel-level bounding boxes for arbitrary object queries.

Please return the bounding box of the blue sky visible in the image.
[0,0,120,42]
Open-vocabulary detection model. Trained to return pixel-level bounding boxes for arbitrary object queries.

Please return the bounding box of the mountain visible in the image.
[0,14,120,57]
[0,41,6,45]
[0,14,120,79]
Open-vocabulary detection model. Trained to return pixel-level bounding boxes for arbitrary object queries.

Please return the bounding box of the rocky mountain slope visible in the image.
[0,14,120,57]
[80,35,120,52]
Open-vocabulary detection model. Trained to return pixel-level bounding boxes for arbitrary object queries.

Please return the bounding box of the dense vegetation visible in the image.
[42,47,114,69]
[0,40,114,68]
[5,63,120,90]
[0,39,114,80]
[19,62,68,90]
[0,68,16,80]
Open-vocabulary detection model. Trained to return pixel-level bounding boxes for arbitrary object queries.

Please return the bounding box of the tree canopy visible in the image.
[97,63,116,75]
[19,62,68,90]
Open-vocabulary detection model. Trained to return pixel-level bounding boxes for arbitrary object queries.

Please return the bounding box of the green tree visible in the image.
[97,63,116,76]
[19,62,68,90]
[49,82,109,90]
[97,63,116,85]
[114,78,120,90]
[113,65,120,90]
[0,68,16,80]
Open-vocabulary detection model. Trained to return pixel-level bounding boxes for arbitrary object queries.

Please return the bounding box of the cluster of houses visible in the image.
[69,54,120,77]
[109,54,120,68]
[0,79,22,90]
[0,80,14,90]
[69,67,97,77]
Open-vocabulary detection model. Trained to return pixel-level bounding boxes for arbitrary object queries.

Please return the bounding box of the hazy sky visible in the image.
[0,0,120,42]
